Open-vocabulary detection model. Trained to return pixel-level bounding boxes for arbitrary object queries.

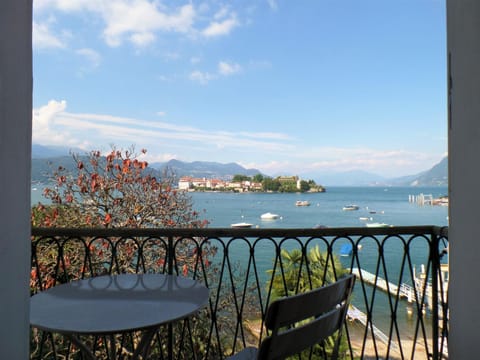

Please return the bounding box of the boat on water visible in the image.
[295,200,311,206]
[365,222,391,228]
[260,212,280,220]
[339,244,353,257]
[231,222,253,228]
[342,204,359,211]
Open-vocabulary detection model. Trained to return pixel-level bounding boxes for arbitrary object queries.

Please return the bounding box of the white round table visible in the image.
[30,273,210,359]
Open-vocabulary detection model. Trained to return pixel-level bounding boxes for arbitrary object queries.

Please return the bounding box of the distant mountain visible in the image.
[301,158,448,187]
[300,170,386,187]
[31,156,76,183]
[30,143,448,187]
[394,157,448,186]
[32,144,82,158]
[32,157,262,184]
[150,159,263,180]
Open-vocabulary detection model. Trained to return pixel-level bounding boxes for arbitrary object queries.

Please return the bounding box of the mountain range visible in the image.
[150,159,262,180]
[31,144,447,187]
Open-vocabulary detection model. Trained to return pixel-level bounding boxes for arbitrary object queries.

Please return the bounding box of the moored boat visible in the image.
[260,212,280,220]
[339,243,353,257]
[343,204,360,211]
[295,200,311,206]
[359,217,372,221]
[231,222,253,228]
[365,222,391,228]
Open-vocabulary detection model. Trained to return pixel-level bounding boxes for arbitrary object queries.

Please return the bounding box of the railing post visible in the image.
[167,234,174,276]
[431,231,440,359]
[167,234,174,360]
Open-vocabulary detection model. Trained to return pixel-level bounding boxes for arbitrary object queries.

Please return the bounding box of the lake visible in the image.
[190,186,448,228]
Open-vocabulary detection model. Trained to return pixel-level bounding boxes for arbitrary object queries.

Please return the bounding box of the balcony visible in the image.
[30,226,449,359]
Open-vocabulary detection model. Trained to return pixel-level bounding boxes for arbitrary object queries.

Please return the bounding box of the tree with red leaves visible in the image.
[33,146,208,229]
[31,146,213,288]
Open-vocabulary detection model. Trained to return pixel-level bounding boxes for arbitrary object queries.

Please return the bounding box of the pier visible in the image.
[347,305,400,353]
[409,193,433,205]
[351,268,418,302]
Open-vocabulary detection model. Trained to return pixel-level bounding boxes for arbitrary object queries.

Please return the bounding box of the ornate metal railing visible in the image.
[30,226,449,359]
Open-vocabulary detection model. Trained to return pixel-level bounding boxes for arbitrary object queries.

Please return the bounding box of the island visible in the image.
[178,174,325,193]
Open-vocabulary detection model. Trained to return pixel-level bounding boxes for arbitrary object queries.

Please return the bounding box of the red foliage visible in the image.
[33,146,209,229]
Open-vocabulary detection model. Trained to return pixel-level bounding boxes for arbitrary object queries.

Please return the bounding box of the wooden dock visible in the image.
[409,193,433,205]
[347,305,400,353]
[351,268,417,301]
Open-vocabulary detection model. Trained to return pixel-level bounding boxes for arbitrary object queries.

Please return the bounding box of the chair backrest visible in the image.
[257,274,355,360]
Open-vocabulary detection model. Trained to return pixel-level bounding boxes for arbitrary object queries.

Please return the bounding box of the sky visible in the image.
[32,0,447,179]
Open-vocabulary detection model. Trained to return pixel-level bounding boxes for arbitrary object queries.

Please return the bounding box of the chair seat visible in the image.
[226,347,258,359]
[226,275,355,360]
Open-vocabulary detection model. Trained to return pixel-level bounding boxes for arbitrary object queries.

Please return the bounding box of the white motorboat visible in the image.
[260,212,280,220]
[231,222,253,228]
[295,200,311,206]
[342,204,359,211]
[365,222,391,228]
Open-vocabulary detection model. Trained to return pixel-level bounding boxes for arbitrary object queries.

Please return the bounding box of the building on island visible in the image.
[178,176,262,192]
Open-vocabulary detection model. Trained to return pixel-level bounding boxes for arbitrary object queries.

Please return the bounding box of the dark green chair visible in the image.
[227,274,355,360]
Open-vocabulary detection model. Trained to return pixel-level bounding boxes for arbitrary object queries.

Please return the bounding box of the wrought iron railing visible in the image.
[30,226,449,359]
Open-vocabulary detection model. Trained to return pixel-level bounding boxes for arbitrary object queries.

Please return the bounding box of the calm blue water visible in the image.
[191,186,448,228]
[32,185,449,228]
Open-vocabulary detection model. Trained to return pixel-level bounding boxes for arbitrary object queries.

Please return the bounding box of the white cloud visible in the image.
[202,16,238,37]
[189,70,215,85]
[238,131,291,140]
[32,101,437,177]
[214,7,230,20]
[32,100,89,148]
[35,1,196,48]
[34,1,246,49]
[33,20,66,49]
[102,2,195,47]
[218,61,241,76]
[190,61,242,84]
[76,48,102,68]
[32,100,294,160]
[144,153,179,163]
[33,0,100,12]
[129,32,156,47]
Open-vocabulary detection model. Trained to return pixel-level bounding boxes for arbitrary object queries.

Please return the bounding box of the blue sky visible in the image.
[32,0,447,178]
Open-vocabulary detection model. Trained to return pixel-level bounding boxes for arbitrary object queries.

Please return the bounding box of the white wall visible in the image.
[447,1,480,358]
[0,0,32,358]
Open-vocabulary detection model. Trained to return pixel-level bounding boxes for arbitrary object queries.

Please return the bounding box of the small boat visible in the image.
[295,200,311,206]
[343,205,359,211]
[260,212,280,220]
[231,222,253,228]
[359,217,372,221]
[366,222,390,228]
[339,244,353,257]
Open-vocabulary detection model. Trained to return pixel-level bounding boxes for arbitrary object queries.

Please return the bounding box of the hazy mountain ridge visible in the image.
[150,159,263,180]
[31,144,447,186]
[31,153,162,183]
[32,144,83,158]
[406,157,448,186]
[304,157,447,187]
